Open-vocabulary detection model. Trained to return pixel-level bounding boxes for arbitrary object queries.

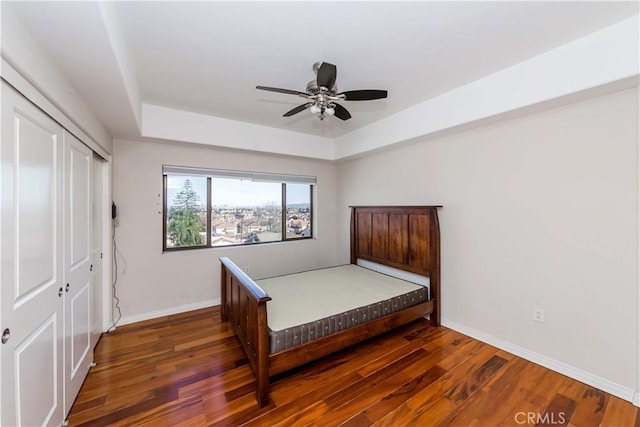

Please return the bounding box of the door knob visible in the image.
[59,287,63,297]
[1,328,9,344]
[65,283,70,293]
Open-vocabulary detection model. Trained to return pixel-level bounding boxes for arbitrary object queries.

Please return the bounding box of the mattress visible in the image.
[255,264,429,354]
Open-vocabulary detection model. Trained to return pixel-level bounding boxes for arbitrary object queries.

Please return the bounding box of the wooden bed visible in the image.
[219,205,441,407]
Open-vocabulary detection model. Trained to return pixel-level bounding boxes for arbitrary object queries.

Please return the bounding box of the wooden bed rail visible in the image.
[219,257,271,406]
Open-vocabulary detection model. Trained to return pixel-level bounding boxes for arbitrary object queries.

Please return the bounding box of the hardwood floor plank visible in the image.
[438,389,497,426]
[406,396,458,426]
[527,369,567,410]
[111,396,205,427]
[202,392,257,425]
[567,387,609,427]
[476,360,549,425]
[443,354,508,403]
[537,393,576,426]
[371,404,418,427]
[323,348,428,410]
[235,372,362,427]
[481,356,529,393]
[273,401,331,427]
[556,376,588,402]
[66,307,639,427]
[309,350,442,426]
[356,329,452,379]
[339,412,372,427]
[356,365,447,423]
[435,338,486,371]
[600,395,640,427]
[404,343,499,416]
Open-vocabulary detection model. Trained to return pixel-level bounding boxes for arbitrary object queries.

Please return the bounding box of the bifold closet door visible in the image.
[64,132,93,416]
[91,154,104,351]
[1,83,65,426]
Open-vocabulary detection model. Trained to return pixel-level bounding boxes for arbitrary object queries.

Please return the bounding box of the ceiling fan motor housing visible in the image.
[306,80,337,95]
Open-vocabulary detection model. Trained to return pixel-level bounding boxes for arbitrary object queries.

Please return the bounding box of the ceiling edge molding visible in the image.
[333,15,640,161]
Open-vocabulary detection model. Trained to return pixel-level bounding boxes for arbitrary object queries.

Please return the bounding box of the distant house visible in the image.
[213,220,239,235]
[288,218,309,234]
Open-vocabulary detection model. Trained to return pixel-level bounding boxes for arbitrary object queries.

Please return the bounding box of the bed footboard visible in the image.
[219,257,271,407]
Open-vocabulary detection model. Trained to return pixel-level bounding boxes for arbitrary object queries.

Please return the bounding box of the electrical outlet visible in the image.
[534,308,544,323]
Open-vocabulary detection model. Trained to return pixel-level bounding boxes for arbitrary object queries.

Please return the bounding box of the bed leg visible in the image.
[430,209,442,327]
[220,265,228,322]
[256,370,270,408]
[430,303,440,327]
[256,304,270,407]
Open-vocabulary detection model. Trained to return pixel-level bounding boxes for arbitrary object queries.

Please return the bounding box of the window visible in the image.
[163,166,314,250]
[165,175,209,249]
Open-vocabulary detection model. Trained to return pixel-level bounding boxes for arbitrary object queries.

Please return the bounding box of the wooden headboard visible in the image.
[350,205,442,325]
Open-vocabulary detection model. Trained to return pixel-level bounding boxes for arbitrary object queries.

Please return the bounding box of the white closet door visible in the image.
[1,83,65,426]
[63,132,93,415]
[90,154,104,350]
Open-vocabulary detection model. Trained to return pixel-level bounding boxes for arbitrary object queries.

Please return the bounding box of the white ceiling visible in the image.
[6,1,639,140]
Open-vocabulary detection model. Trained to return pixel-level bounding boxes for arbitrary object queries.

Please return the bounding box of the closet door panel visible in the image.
[1,83,64,427]
[71,283,91,368]
[69,142,91,270]
[17,116,57,296]
[90,155,104,349]
[64,131,93,416]
[15,316,58,427]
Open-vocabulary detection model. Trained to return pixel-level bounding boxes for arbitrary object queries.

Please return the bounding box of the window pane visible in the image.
[211,178,282,246]
[166,176,207,248]
[286,184,312,239]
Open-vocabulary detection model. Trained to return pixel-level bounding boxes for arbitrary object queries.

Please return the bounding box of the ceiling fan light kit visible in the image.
[257,61,388,121]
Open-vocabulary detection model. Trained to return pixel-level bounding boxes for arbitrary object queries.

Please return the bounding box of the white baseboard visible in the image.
[118,298,220,327]
[634,391,639,407]
[441,318,637,404]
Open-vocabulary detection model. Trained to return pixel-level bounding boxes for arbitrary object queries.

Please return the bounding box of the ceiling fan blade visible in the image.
[316,62,337,90]
[283,102,314,117]
[339,90,388,101]
[332,103,351,121]
[256,86,308,96]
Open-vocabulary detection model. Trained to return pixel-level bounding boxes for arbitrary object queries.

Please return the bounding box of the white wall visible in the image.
[337,89,638,399]
[112,138,340,323]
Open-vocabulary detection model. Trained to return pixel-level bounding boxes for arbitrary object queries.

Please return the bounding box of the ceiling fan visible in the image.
[257,61,388,121]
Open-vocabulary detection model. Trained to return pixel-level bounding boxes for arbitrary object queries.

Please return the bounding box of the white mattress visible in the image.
[256,264,427,332]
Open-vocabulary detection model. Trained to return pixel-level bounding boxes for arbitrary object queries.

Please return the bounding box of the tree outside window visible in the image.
[166,178,207,248]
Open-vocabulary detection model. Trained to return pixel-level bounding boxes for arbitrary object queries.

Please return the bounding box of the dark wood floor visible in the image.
[68,307,639,426]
